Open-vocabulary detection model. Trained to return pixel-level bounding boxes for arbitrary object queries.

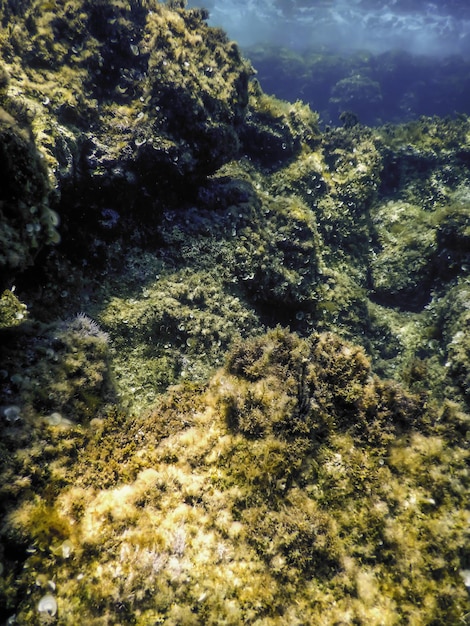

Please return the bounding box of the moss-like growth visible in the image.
[0,289,28,329]
[0,0,255,270]
[370,196,470,309]
[436,281,470,407]
[370,200,438,307]
[0,0,252,183]
[0,313,113,422]
[0,107,56,288]
[220,328,424,453]
[0,329,468,624]
[98,264,260,411]
[239,79,320,165]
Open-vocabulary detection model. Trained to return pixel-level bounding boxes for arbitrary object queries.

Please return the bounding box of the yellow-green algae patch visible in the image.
[0,289,28,329]
[99,266,260,412]
[1,329,469,624]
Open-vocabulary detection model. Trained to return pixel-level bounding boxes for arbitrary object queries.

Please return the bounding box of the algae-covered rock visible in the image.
[239,80,320,165]
[370,200,438,308]
[0,289,27,329]
[369,117,470,309]
[436,281,470,405]
[0,0,252,186]
[330,74,383,121]
[220,328,423,449]
[0,107,57,288]
[0,313,113,423]
[370,198,470,309]
[98,264,260,410]
[0,0,253,255]
[0,329,468,624]
[1,1,470,624]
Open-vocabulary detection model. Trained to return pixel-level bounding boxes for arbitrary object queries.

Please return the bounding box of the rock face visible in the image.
[0,1,470,625]
[0,106,57,288]
[0,0,257,279]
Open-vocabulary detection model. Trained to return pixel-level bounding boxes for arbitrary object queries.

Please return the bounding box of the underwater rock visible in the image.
[0,0,253,257]
[239,80,320,165]
[1,1,470,624]
[0,108,56,289]
[330,74,383,123]
[0,289,28,329]
[369,116,470,310]
[245,45,470,126]
[28,3,248,177]
[1,328,469,624]
[0,313,113,423]
[220,327,422,446]
[437,282,470,407]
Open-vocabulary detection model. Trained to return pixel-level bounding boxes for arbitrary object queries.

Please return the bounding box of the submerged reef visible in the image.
[246,45,470,127]
[0,0,470,624]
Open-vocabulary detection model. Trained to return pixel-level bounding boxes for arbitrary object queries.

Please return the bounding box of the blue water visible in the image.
[187,0,470,57]
[187,0,470,125]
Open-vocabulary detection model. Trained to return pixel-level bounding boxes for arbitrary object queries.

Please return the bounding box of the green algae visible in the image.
[0,106,57,287]
[0,0,470,624]
[0,289,28,329]
[99,265,261,412]
[1,329,469,624]
[0,313,113,423]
